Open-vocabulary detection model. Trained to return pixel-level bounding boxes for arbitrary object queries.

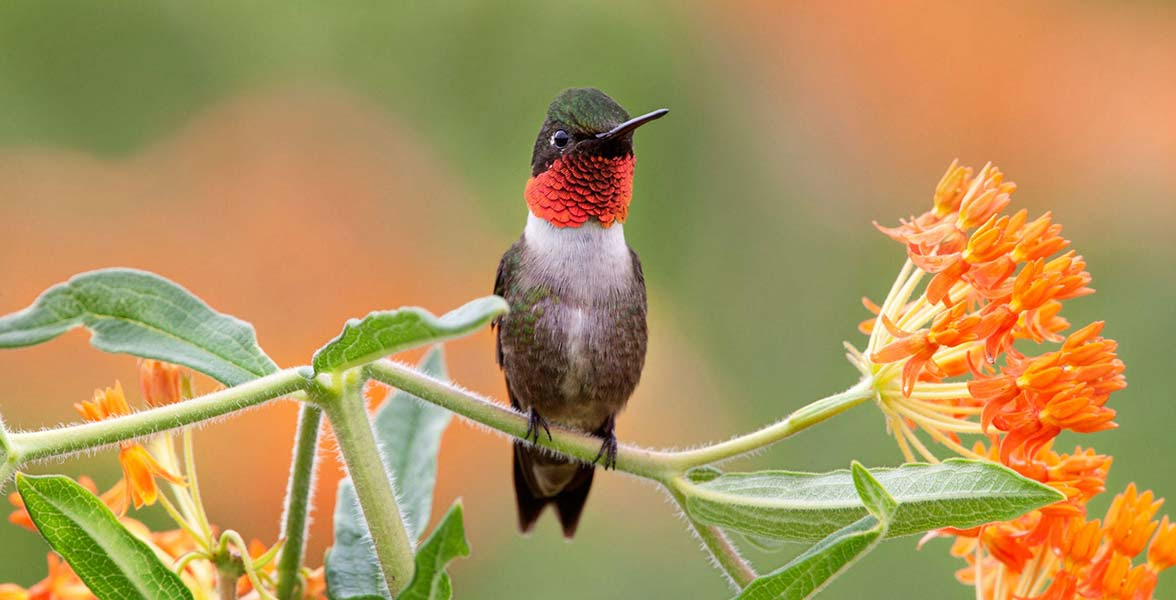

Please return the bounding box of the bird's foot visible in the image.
[593,435,618,470]
[593,416,618,470]
[524,409,552,444]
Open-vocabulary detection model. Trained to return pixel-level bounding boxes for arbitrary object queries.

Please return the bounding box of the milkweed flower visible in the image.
[860,162,1165,598]
[846,161,1126,465]
[946,472,1175,600]
[73,381,185,510]
[138,359,186,407]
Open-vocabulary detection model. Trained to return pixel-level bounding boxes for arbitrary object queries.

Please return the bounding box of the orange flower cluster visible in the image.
[940,442,1174,599]
[849,161,1125,465]
[852,162,1167,599]
[4,360,327,599]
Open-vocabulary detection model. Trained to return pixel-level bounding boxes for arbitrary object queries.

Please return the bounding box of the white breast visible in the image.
[521,212,633,301]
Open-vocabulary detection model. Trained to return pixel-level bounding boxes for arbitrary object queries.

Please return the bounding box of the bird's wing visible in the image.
[493,238,524,369]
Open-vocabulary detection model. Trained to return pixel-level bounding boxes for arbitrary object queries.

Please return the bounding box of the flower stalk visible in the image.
[314,369,416,597]
[4,368,310,469]
[667,479,758,587]
[275,404,323,600]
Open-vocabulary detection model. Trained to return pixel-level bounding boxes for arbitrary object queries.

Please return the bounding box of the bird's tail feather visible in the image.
[512,441,595,538]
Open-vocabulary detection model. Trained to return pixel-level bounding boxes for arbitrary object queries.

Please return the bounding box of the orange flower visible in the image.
[849,161,1124,466]
[118,445,185,509]
[138,360,185,407]
[72,381,185,510]
[74,382,131,422]
[1149,516,1176,571]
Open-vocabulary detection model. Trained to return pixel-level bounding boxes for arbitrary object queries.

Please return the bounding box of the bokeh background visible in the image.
[1,1,1173,598]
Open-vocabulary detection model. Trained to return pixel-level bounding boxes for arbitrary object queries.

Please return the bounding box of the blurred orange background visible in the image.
[1,2,1173,598]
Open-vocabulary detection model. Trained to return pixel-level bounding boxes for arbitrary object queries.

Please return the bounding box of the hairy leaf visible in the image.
[686,459,1062,542]
[735,463,897,599]
[399,501,470,600]
[735,516,884,600]
[16,473,192,600]
[312,296,507,374]
[327,349,454,600]
[0,268,277,386]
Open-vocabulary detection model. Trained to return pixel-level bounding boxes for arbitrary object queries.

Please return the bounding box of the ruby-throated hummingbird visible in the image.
[493,88,667,537]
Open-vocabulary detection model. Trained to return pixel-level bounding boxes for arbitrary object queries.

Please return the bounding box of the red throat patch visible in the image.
[525,154,635,228]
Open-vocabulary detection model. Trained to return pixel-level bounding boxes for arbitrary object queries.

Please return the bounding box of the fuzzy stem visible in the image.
[366,359,875,479]
[318,370,416,596]
[6,368,309,467]
[275,404,323,600]
[364,359,678,481]
[668,480,757,588]
[662,377,877,471]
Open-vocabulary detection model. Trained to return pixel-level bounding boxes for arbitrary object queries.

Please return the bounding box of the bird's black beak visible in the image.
[595,108,669,141]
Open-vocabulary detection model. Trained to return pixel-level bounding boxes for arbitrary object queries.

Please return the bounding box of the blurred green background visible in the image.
[1,1,1173,598]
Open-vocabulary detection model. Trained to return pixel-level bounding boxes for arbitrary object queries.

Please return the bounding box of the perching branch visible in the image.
[1,352,878,590]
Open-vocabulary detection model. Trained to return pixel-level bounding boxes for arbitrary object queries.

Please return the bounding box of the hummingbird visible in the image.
[493,88,667,537]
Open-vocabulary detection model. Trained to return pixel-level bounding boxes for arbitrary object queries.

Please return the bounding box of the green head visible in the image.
[530,88,668,176]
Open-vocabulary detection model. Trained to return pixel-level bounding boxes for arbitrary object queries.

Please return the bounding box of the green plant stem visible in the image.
[6,368,309,467]
[317,370,416,597]
[0,418,11,487]
[364,360,679,481]
[366,359,875,481]
[217,567,240,600]
[668,481,757,588]
[662,377,877,471]
[275,404,323,600]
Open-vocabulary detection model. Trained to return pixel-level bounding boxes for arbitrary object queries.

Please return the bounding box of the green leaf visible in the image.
[327,348,455,600]
[0,268,277,386]
[312,296,508,374]
[850,461,898,523]
[735,516,884,600]
[16,473,193,600]
[741,533,789,553]
[734,462,898,599]
[686,459,1063,542]
[399,501,471,600]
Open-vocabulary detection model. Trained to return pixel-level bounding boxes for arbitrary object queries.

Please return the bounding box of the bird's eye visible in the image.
[551,130,570,148]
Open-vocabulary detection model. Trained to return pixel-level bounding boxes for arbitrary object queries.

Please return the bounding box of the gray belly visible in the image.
[501,291,647,432]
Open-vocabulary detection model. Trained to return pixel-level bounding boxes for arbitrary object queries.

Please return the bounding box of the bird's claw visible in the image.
[525,410,552,444]
[593,435,618,470]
